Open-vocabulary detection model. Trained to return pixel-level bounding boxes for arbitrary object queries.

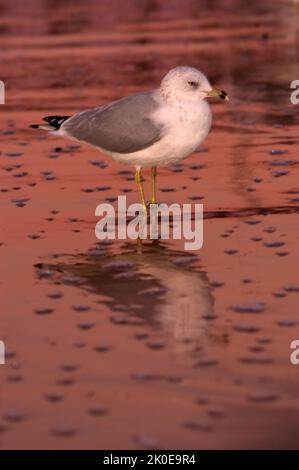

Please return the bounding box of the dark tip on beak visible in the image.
[220,90,228,100]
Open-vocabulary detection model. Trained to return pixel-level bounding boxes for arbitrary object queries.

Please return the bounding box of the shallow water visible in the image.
[1,0,299,449]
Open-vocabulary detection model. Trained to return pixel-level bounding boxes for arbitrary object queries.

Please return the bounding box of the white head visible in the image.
[160,66,228,104]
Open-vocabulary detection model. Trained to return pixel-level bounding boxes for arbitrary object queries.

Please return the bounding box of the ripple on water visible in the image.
[44,393,64,403]
[93,344,111,353]
[269,149,288,155]
[0,423,8,434]
[35,307,54,315]
[229,302,265,313]
[184,420,214,432]
[233,324,261,333]
[59,363,80,372]
[283,284,299,293]
[134,433,158,449]
[238,356,273,364]
[7,374,23,382]
[207,408,226,419]
[277,319,297,327]
[247,391,279,402]
[194,357,219,368]
[50,425,78,437]
[88,406,110,417]
[56,378,75,386]
[146,341,166,350]
[77,322,95,330]
[3,409,25,422]
[47,291,64,299]
[71,304,90,312]
[263,241,285,248]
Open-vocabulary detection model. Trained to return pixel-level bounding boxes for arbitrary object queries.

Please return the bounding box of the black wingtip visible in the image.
[43,115,70,129]
[30,124,39,128]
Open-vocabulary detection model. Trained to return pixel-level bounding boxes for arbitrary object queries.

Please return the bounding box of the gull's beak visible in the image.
[204,88,229,101]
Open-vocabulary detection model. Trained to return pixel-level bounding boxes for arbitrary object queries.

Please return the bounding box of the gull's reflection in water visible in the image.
[35,241,215,357]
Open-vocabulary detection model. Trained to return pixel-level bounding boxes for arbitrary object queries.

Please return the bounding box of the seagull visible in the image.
[31,66,228,211]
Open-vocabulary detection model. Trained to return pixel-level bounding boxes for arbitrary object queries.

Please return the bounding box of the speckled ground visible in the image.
[1,0,299,449]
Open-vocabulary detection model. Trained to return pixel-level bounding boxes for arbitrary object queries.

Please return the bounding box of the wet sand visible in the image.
[1,0,299,449]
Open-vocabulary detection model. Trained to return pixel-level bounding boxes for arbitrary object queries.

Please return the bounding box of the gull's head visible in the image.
[160,66,228,104]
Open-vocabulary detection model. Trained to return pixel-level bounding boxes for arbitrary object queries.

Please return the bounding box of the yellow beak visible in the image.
[205,88,229,101]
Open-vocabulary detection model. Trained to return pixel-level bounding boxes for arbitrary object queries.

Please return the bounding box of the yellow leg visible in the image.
[150,166,157,205]
[134,167,147,213]
[135,168,147,243]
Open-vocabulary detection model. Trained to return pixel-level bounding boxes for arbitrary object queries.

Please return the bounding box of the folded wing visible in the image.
[62,91,164,154]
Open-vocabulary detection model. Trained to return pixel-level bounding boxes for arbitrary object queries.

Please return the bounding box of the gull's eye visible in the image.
[188,80,199,89]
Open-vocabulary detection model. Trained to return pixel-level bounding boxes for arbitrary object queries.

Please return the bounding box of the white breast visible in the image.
[111,99,212,168]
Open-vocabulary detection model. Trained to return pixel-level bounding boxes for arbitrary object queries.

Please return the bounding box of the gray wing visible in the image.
[62,91,164,154]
